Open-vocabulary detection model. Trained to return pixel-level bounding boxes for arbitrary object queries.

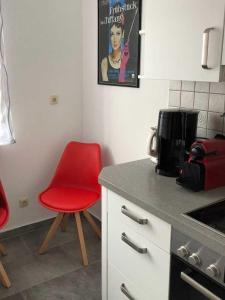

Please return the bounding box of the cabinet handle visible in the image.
[181,272,222,300]
[121,205,148,225]
[139,30,146,35]
[201,27,214,70]
[121,232,147,254]
[138,30,146,78]
[120,283,135,300]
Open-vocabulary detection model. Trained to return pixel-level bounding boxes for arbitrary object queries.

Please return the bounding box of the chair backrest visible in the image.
[0,180,9,228]
[49,141,102,194]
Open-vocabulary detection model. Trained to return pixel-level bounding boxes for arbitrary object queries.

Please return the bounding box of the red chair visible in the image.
[38,141,102,266]
[0,181,11,288]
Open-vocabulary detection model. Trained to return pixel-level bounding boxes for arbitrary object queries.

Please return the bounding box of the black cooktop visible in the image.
[186,199,225,235]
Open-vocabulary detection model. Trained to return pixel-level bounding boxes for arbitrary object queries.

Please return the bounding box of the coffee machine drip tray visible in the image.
[185,199,225,235]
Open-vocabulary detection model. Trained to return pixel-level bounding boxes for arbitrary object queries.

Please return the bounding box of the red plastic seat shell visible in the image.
[39,187,100,213]
[39,141,102,214]
[0,181,9,229]
[0,208,7,229]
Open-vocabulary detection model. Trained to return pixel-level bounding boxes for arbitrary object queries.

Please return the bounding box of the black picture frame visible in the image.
[98,0,142,88]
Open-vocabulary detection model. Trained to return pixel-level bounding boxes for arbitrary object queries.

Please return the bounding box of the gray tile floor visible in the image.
[0,216,101,300]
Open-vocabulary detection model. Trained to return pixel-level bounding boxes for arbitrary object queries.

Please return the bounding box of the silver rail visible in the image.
[121,233,147,254]
[121,206,148,225]
[181,272,222,300]
[201,27,214,69]
[120,284,135,300]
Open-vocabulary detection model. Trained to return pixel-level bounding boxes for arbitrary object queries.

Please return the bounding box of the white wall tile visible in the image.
[169,81,182,91]
[198,111,207,128]
[207,129,222,139]
[223,119,225,133]
[194,93,209,110]
[195,82,210,93]
[223,118,225,135]
[207,112,223,131]
[210,82,225,94]
[167,80,225,137]
[182,81,195,91]
[168,105,176,109]
[209,94,225,113]
[181,91,194,108]
[197,127,207,138]
[169,90,181,107]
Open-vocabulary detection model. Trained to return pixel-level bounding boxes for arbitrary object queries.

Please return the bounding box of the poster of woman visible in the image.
[98,0,141,87]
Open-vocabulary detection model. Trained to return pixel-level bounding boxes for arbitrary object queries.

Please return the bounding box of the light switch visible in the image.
[49,95,58,105]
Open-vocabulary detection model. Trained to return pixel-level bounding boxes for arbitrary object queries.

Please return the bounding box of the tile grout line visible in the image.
[19,260,101,300]
[169,81,225,136]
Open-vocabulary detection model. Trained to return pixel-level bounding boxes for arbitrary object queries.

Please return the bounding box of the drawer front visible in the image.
[108,216,170,299]
[108,263,149,300]
[108,190,171,252]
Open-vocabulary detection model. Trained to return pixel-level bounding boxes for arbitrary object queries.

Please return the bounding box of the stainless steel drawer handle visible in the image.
[201,27,214,70]
[121,205,148,225]
[120,283,135,300]
[181,272,222,300]
[121,232,147,254]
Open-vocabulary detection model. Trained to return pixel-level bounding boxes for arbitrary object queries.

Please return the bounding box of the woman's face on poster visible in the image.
[110,24,123,51]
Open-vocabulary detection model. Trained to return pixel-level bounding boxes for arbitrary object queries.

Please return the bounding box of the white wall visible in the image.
[0,0,169,229]
[0,0,83,230]
[82,0,169,218]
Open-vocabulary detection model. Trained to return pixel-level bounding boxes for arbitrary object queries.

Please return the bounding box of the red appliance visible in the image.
[177,138,225,191]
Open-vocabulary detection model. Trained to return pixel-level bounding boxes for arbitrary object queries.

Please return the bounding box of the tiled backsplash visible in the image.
[169,81,225,138]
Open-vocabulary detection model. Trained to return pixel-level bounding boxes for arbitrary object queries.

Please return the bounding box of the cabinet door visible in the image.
[140,0,225,82]
[108,263,149,300]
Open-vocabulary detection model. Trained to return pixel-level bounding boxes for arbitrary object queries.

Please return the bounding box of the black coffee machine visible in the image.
[156,109,199,177]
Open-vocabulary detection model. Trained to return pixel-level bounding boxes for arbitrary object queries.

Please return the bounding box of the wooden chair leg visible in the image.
[61,214,69,232]
[39,213,64,255]
[0,261,11,288]
[83,210,101,239]
[0,244,7,256]
[74,212,88,266]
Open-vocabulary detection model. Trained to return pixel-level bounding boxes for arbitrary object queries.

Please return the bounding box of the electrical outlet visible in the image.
[49,95,58,105]
[19,198,29,208]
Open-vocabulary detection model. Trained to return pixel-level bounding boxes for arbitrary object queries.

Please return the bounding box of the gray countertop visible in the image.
[99,159,225,256]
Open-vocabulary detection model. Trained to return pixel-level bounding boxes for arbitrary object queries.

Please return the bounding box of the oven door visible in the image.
[170,255,225,300]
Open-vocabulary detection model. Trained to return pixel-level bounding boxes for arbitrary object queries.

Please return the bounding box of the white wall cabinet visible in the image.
[140,0,225,82]
[102,187,171,300]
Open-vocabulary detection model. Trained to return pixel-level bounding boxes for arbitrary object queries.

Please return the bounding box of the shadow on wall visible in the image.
[102,145,115,167]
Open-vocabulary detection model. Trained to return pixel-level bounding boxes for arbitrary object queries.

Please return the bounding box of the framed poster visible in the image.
[98,0,142,88]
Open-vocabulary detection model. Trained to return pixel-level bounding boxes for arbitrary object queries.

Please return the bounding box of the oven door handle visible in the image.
[181,272,222,300]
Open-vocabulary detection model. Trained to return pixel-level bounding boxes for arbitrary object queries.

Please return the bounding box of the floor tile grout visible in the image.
[0,218,101,300]
[1,260,101,300]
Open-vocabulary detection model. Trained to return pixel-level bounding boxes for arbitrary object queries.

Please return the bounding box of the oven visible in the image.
[170,229,225,300]
[170,254,225,300]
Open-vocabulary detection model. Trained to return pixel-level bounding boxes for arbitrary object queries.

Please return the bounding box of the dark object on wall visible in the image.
[98,0,142,88]
[156,109,199,177]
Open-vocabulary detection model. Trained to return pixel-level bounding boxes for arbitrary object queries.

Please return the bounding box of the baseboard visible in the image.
[0,211,101,240]
[87,209,101,221]
[0,216,55,240]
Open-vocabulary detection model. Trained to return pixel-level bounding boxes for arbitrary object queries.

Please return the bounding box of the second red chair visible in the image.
[0,181,11,288]
[38,141,102,266]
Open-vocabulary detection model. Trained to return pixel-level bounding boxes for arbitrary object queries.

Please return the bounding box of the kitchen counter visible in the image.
[99,159,225,256]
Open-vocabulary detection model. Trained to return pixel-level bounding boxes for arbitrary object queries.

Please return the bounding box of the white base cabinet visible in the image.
[140,0,225,82]
[102,188,171,300]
